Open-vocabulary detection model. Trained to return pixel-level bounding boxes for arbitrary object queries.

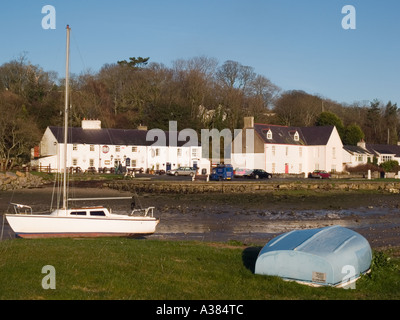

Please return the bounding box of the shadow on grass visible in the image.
[242,246,262,273]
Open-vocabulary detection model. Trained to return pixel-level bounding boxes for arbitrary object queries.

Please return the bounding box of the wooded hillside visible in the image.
[0,54,398,169]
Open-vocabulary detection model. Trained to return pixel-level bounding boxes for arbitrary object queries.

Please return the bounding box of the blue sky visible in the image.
[1,0,399,105]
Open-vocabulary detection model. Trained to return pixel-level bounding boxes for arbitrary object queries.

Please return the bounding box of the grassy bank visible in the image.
[0,238,399,300]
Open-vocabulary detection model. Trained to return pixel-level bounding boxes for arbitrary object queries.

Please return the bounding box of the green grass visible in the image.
[0,238,399,300]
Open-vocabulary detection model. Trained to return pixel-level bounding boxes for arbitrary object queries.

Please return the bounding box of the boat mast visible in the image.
[63,25,71,210]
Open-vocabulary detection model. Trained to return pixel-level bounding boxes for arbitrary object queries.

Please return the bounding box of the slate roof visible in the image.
[253,124,336,146]
[48,126,199,147]
[365,144,400,157]
[343,145,372,155]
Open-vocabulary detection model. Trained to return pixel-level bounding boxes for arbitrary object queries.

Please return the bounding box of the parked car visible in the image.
[167,166,197,176]
[309,170,331,179]
[247,169,272,179]
[233,168,253,177]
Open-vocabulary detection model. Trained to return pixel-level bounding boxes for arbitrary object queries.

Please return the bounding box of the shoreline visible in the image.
[1,184,400,249]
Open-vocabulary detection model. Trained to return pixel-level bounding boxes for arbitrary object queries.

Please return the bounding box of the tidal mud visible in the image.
[1,185,400,249]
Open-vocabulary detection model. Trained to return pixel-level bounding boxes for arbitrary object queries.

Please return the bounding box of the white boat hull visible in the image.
[5,214,159,239]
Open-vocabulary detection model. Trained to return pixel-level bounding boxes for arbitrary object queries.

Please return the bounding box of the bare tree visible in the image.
[0,91,40,170]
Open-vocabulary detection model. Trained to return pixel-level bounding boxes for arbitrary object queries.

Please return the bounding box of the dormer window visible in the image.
[266,129,272,140]
[294,131,299,142]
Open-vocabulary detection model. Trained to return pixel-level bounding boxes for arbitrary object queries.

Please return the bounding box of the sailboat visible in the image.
[5,25,159,239]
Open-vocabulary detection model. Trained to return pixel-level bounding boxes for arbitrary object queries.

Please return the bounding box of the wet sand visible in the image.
[1,184,400,249]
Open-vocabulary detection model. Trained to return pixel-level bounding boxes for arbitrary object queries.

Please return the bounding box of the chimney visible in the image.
[82,119,101,130]
[357,139,366,149]
[243,116,254,128]
[137,124,148,131]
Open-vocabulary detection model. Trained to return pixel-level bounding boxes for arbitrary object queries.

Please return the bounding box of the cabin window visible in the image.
[90,211,106,216]
[70,211,86,216]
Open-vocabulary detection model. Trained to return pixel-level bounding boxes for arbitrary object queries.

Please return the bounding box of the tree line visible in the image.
[0,54,398,169]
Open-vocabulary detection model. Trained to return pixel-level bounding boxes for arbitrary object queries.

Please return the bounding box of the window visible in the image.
[272,163,276,173]
[116,146,120,152]
[266,129,272,140]
[332,147,336,159]
[192,148,198,158]
[294,131,299,141]
[73,144,78,151]
[299,147,302,157]
[90,145,95,152]
[70,211,86,216]
[177,148,182,157]
[132,146,137,152]
[155,148,160,156]
[72,159,78,166]
[89,159,94,167]
[382,155,392,162]
[285,147,289,156]
[272,146,276,157]
[132,159,137,167]
[90,211,106,216]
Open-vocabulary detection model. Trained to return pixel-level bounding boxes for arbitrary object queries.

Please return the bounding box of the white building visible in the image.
[342,144,374,168]
[353,141,400,165]
[231,117,343,174]
[33,120,210,174]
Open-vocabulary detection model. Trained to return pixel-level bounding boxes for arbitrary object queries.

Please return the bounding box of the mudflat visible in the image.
[1,183,400,249]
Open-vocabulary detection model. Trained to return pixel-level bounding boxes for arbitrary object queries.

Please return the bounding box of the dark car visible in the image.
[309,170,331,179]
[247,169,272,179]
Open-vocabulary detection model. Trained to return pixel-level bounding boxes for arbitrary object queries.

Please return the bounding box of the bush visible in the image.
[380,160,400,173]
[345,163,382,173]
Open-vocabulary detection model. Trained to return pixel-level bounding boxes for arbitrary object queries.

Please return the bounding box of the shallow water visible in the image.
[1,186,400,248]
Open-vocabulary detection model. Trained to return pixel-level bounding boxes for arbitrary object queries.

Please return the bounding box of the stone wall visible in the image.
[104,179,400,194]
[0,172,44,191]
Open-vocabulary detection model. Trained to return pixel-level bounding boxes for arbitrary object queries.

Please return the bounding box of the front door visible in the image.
[285,163,289,174]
